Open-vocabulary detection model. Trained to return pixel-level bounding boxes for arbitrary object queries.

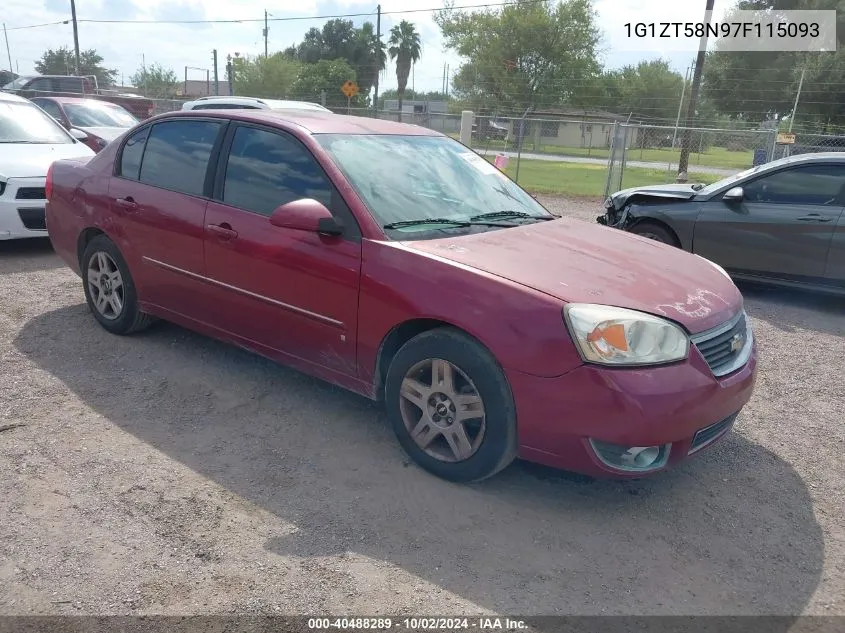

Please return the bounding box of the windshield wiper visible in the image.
[383,217,514,229]
[470,210,554,222]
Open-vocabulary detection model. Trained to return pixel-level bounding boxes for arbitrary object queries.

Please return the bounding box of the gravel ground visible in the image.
[0,195,843,619]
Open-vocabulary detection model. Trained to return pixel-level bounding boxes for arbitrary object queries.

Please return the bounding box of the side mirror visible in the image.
[68,128,88,141]
[723,186,744,202]
[269,198,344,236]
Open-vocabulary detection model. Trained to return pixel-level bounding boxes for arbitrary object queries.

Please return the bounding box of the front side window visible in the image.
[743,164,845,205]
[315,134,552,238]
[0,100,73,144]
[139,120,222,196]
[222,126,333,215]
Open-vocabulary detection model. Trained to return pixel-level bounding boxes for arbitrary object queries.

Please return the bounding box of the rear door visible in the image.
[693,163,845,280]
[108,117,227,316]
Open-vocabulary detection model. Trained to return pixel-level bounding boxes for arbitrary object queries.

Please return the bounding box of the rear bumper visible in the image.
[509,339,758,478]
[0,177,48,240]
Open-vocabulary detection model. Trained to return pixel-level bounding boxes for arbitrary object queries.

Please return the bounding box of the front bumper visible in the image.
[0,177,48,240]
[509,336,758,478]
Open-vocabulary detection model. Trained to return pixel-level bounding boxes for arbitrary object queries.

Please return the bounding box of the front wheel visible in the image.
[81,235,154,335]
[628,221,679,247]
[384,328,518,483]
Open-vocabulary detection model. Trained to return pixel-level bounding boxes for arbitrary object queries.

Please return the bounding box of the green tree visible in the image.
[606,60,686,122]
[388,21,422,121]
[285,18,385,101]
[229,53,302,99]
[290,59,359,108]
[35,47,117,87]
[130,63,179,98]
[702,0,845,129]
[435,0,600,113]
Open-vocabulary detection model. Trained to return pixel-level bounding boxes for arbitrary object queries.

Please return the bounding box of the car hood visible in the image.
[0,142,94,178]
[608,182,703,210]
[401,218,743,334]
[78,126,128,142]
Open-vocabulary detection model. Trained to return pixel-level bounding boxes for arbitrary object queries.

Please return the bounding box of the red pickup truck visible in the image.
[1,74,155,120]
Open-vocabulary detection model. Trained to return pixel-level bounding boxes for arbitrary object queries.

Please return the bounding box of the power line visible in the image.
[5,0,545,30]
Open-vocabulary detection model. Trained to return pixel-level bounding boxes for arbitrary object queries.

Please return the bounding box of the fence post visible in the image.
[460,111,473,146]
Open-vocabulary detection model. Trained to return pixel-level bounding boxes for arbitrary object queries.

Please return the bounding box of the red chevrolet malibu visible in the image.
[45,110,757,483]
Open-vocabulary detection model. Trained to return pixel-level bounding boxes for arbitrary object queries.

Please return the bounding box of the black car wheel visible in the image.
[629,222,679,247]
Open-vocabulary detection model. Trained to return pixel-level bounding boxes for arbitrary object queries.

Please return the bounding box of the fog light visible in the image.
[588,439,671,473]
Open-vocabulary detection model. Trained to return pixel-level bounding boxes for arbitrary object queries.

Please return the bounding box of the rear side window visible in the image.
[119,127,150,180]
[26,78,53,92]
[139,120,222,196]
[54,77,83,93]
[222,125,332,215]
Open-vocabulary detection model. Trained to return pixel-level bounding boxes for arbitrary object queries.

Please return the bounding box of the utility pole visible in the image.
[671,63,693,150]
[677,0,715,182]
[2,24,12,73]
[212,49,219,96]
[373,4,381,113]
[69,0,81,75]
[788,67,806,133]
[142,53,148,96]
[263,10,269,57]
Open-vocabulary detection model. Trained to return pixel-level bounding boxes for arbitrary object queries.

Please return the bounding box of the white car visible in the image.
[0,92,95,240]
[180,96,332,112]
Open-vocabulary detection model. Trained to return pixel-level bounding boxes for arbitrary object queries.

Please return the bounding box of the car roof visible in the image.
[765,151,845,165]
[31,96,116,105]
[155,108,442,136]
[184,96,331,111]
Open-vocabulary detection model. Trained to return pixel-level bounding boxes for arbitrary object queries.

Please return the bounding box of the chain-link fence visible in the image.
[139,98,845,199]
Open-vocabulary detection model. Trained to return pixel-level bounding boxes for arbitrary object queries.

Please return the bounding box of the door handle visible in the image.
[206,223,238,239]
[796,215,832,222]
[114,196,138,211]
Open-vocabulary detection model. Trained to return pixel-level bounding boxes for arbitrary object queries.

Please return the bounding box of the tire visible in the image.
[628,221,679,247]
[81,235,154,335]
[384,327,518,483]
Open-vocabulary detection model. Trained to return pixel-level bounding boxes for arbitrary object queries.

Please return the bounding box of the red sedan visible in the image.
[45,110,757,482]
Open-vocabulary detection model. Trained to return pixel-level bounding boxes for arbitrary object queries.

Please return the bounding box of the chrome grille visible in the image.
[690,311,752,377]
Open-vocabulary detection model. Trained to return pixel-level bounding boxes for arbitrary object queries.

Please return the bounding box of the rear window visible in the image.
[138,120,222,196]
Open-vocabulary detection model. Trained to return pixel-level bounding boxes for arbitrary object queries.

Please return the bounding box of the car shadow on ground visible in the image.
[739,281,845,337]
[0,238,62,276]
[15,305,824,621]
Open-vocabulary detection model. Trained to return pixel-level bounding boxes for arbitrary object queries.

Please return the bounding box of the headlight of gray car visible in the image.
[563,304,690,366]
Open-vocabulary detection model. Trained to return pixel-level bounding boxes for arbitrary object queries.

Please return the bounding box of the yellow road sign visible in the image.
[341,80,359,98]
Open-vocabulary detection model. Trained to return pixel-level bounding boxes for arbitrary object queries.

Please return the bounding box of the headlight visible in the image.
[604,197,613,209]
[563,304,689,366]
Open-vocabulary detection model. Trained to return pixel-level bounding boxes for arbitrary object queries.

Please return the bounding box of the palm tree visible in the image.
[388,21,421,122]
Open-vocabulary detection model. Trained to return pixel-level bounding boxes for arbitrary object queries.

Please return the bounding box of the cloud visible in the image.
[4,0,734,93]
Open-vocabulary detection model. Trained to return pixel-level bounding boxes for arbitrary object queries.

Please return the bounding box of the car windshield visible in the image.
[64,102,138,128]
[0,100,73,143]
[316,134,552,236]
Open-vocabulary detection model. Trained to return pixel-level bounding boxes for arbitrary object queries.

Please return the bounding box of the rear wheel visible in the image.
[385,328,518,483]
[81,235,153,335]
[628,221,679,247]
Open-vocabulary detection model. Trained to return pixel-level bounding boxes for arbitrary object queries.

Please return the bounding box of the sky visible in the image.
[2,0,736,93]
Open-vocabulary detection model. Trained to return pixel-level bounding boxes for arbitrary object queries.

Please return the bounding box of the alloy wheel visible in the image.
[399,358,486,463]
[87,251,125,320]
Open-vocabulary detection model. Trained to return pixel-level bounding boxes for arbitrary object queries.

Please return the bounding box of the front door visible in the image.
[693,163,845,280]
[202,123,363,376]
[108,118,226,316]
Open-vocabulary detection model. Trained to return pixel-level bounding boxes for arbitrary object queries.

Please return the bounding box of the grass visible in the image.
[490,158,722,198]
[453,134,756,170]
